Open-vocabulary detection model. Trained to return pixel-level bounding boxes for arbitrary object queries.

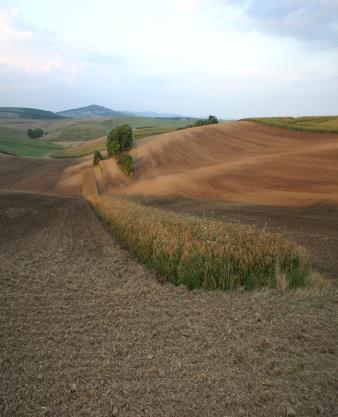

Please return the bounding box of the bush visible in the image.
[207,115,218,124]
[181,115,219,130]
[106,124,133,157]
[117,153,134,177]
[93,150,103,166]
[27,128,44,139]
[194,115,218,127]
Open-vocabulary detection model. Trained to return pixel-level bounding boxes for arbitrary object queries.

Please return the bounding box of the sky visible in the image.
[0,0,337,118]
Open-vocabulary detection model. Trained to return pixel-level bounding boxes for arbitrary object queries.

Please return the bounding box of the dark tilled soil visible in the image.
[0,191,337,417]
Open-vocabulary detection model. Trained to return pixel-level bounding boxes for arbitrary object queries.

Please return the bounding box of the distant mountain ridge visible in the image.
[0,107,64,119]
[132,111,185,118]
[57,105,134,119]
[0,104,195,121]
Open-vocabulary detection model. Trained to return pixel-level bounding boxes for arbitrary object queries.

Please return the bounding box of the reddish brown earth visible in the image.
[99,121,338,206]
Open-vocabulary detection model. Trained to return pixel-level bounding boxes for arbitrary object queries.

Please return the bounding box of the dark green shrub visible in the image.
[27,128,44,139]
[117,153,133,177]
[194,115,218,127]
[93,150,103,166]
[106,124,133,157]
[207,115,218,124]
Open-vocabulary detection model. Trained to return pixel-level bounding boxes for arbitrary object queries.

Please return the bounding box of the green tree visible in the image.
[93,150,103,166]
[27,128,44,139]
[117,152,134,177]
[194,119,205,127]
[106,124,133,157]
[207,115,218,124]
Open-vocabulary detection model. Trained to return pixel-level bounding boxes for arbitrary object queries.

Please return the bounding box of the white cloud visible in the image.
[0,0,337,117]
[0,5,86,78]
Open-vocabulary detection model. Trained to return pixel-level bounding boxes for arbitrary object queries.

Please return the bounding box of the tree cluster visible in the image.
[106,124,133,157]
[27,128,44,139]
[180,115,219,130]
[193,115,218,127]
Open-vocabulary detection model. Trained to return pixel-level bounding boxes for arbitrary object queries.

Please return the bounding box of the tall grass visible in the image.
[87,195,310,291]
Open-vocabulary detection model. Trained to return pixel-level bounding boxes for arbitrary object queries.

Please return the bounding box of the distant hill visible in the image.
[133,111,185,118]
[57,105,134,119]
[0,107,64,119]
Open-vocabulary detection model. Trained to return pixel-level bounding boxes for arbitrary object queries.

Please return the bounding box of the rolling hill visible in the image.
[0,107,64,119]
[57,104,134,119]
[94,121,338,206]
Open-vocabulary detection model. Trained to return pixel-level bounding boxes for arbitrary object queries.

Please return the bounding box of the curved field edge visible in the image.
[51,128,177,158]
[243,116,338,134]
[85,189,314,291]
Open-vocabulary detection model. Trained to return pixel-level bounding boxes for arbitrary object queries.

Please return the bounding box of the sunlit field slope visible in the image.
[98,121,338,206]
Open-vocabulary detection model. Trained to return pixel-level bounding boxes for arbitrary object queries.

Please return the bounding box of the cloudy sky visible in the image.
[0,0,337,118]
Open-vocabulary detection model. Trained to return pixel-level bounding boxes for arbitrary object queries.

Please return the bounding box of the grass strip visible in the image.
[243,117,338,134]
[87,195,310,291]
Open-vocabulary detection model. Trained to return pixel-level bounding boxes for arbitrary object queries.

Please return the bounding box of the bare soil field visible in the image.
[99,121,338,206]
[0,154,90,196]
[0,191,337,417]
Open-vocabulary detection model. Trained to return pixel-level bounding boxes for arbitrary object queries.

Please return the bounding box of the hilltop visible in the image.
[57,104,134,119]
[0,107,64,120]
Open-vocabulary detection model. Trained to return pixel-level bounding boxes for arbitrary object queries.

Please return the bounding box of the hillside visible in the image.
[0,107,64,120]
[244,116,338,134]
[96,121,338,206]
[57,104,133,119]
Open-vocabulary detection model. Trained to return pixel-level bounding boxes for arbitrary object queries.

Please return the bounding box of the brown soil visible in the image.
[0,190,337,417]
[0,154,90,196]
[100,121,338,206]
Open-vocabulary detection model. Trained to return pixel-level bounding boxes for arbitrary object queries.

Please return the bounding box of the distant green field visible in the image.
[0,115,193,158]
[57,125,107,141]
[244,116,338,134]
[0,137,61,157]
[52,127,176,158]
[52,116,192,142]
[0,126,28,139]
[100,116,193,130]
[133,127,175,140]
[0,114,193,142]
[52,137,106,158]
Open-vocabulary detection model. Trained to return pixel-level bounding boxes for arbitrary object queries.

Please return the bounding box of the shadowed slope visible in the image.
[0,154,90,196]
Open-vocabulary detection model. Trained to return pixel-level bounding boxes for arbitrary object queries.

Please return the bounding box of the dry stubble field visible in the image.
[0,191,337,417]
